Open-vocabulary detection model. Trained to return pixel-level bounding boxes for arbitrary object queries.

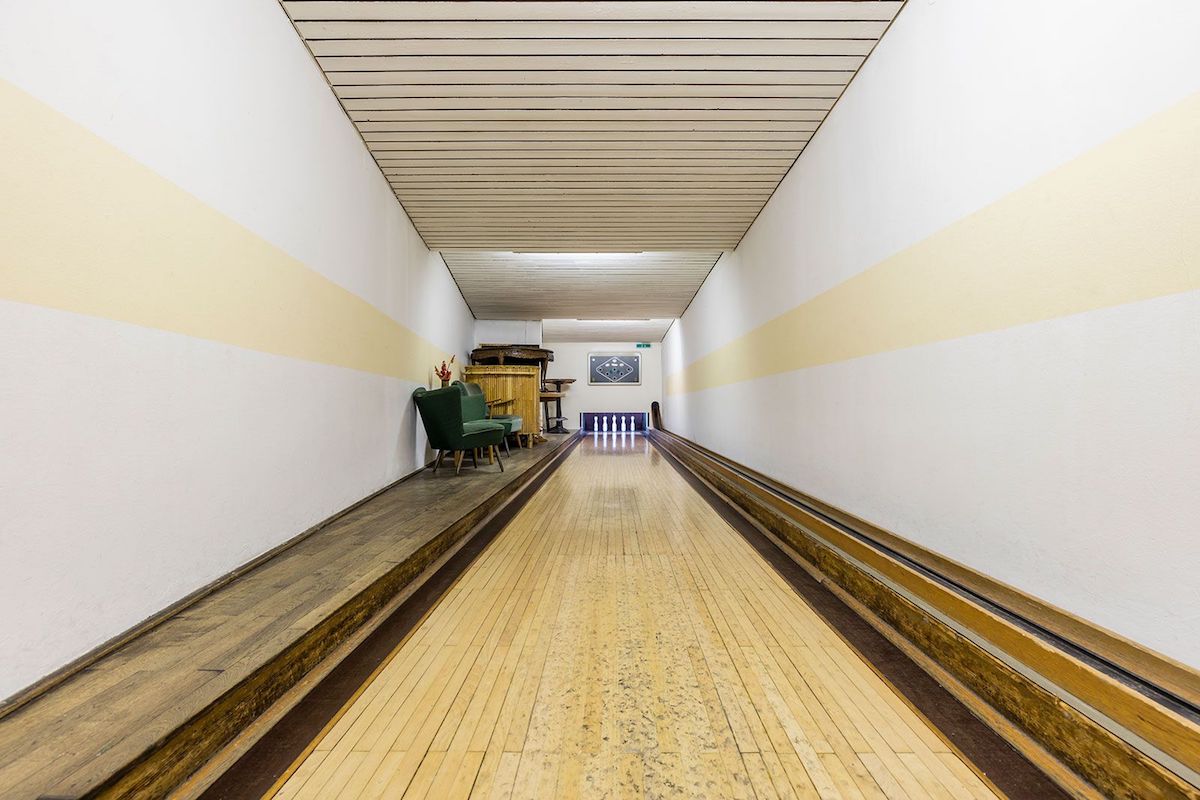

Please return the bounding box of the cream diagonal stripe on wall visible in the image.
[666,92,1200,396]
[0,80,453,382]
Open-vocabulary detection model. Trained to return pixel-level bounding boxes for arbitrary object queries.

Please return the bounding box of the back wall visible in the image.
[542,342,662,431]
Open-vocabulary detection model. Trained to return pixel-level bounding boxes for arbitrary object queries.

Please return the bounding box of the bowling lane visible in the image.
[269,434,1000,799]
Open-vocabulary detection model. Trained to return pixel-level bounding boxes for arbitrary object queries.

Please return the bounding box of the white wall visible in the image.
[662,0,1200,667]
[0,0,474,698]
[543,342,661,430]
[475,319,543,346]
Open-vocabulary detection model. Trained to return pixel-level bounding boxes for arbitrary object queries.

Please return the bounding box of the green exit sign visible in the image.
[636,342,651,348]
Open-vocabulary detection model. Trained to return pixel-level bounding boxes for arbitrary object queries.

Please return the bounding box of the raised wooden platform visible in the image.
[0,434,574,800]
[647,419,1200,800]
[269,435,1005,800]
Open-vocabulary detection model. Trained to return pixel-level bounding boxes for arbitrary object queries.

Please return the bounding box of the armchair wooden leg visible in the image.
[494,445,504,472]
[470,448,478,469]
[487,446,494,465]
[502,437,511,457]
[453,450,464,476]
[432,450,445,474]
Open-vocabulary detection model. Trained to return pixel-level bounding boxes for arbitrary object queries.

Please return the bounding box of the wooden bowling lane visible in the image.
[268,434,1001,799]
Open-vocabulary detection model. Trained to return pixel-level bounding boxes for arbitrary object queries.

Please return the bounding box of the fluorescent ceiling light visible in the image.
[508,251,646,264]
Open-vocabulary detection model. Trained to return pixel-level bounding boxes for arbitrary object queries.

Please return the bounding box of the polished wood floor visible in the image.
[0,434,573,800]
[271,435,1000,800]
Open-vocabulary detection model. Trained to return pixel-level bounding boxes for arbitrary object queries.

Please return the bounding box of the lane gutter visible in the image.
[649,432,1070,800]
[199,433,583,799]
[657,429,1200,724]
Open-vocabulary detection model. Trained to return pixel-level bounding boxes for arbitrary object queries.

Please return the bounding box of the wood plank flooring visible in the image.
[272,435,1000,799]
[0,435,571,799]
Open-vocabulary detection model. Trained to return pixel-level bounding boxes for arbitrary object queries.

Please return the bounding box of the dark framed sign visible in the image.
[588,352,641,385]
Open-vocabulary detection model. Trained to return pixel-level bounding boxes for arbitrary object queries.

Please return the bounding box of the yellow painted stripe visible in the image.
[666,92,1200,396]
[0,79,455,382]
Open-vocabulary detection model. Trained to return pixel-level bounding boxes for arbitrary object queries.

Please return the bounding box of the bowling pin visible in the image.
[602,415,608,432]
[621,416,626,432]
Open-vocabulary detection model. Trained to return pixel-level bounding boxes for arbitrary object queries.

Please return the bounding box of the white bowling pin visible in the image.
[602,415,608,432]
[621,416,626,432]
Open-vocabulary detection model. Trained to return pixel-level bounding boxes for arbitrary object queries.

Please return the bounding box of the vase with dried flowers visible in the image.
[434,354,455,388]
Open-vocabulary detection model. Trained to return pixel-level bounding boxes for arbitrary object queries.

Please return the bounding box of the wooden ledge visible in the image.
[656,424,1200,712]
[0,435,575,800]
[649,426,1200,800]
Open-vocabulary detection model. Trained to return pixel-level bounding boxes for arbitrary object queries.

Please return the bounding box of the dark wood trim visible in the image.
[652,429,1200,765]
[0,458,437,722]
[652,414,1200,713]
[39,438,576,800]
[197,433,582,799]
[648,422,1200,800]
[650,435,1069,800]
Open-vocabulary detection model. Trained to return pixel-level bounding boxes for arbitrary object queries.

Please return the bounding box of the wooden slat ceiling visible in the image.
[440,250,719,318]
[542,317,675,343]
[281,1,901,319]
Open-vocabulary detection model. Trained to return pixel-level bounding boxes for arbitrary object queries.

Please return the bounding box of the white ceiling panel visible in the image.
[542,318,676,343]
[284,3,901,23]
[281,0,900,253]
[281,0,901,317]
[441,251,719,319]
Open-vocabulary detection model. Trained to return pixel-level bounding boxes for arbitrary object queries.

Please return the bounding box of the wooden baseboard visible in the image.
[189,432,583,800]
[653,418,1200,712]
[0,458,438,723]
[648,420,1200,800]
[85,437,581,800]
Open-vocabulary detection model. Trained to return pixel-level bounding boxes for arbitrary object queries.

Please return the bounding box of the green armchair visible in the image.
[453,381,523,456]
[412,386,506,475]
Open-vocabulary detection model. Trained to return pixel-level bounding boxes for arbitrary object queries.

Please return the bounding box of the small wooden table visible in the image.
[542,377,576,434]
[470,345,553,381]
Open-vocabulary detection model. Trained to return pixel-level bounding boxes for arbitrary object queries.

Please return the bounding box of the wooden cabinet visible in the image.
[463,365,541,436]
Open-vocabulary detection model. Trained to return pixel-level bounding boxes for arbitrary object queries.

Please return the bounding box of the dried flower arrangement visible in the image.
[433,354,456,386]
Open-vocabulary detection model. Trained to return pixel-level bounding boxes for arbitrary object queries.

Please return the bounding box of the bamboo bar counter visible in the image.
[463,365,541,446]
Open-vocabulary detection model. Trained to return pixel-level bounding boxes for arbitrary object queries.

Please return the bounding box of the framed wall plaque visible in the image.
[588,353,641,385]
